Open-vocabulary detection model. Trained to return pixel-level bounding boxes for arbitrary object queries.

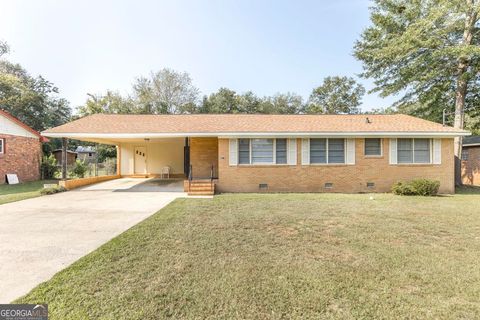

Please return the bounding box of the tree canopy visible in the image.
[304,76,365,114]
[133,68,200,114]
[354,0,480,130]
[0,60,71,131]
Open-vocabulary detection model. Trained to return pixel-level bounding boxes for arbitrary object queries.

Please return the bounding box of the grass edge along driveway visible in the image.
[16,192,480,319]
[0,180,57,205]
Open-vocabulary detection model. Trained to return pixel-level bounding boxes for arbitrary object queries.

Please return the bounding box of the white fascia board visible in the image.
[42,131,471,139]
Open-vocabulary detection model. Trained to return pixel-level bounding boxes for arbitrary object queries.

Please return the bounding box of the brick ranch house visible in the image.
[461,136,480,186]
[0,109,46,184]
[42,114,469,194]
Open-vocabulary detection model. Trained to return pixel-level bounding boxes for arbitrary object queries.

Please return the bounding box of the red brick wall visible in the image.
[461,146,480,186]
[0,134,42,184]
[216,138,455,194]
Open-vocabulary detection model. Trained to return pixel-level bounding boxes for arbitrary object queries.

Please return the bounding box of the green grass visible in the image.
[17,192,480,319]
[0,180,58,205]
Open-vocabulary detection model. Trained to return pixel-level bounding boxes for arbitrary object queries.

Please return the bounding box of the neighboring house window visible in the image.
[310,138,345,164]
[237,138,288,164]
[88,152,93,157]
[0,138,4,154]
[365,138,382,156]
[462,149,469,161]
[397,138,431,164]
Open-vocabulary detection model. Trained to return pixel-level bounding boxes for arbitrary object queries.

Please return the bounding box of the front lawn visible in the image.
[17,193,480,319]
[0,180,57,205]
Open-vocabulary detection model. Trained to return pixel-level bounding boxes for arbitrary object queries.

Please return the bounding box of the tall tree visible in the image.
[133,68,199,114]
[0,60,71,131]
[305,76,365,114]
[354,0,480,184]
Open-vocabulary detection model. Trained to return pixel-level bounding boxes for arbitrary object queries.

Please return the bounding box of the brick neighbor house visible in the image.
[0,109,46,184]
[42,114,469,194]
[461,136,480,186]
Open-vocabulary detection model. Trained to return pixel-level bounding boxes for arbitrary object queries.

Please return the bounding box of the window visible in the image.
[310,139,327,163]
[365,138,382,156]
[397,138,431,164]
[462,149,469,161]
[238,138,288,165]
[310,138,345,164]
[276,139,287,164]
[238,139,250,164]
[328,139,345,163]
[0,138,3,154]
[251,139,274,163]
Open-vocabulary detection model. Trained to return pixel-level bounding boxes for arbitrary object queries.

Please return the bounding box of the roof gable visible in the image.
[0,109,46,141]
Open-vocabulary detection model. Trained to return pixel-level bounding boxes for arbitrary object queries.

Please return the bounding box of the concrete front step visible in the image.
[188,191,214,196]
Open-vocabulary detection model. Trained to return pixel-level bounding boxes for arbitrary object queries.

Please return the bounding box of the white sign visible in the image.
[6,174,19,184]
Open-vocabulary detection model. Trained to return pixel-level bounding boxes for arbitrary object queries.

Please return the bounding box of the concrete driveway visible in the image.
[0,178,186,303]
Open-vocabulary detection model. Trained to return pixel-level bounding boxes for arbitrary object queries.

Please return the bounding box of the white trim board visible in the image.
[42,131,471,140]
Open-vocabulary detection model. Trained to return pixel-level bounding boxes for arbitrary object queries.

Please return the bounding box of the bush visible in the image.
[41,154,58,179]
[40,186,67,195]
[392,179,440,196]
[71,160,88,178]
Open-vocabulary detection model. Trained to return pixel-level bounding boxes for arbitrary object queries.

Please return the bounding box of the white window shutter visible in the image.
[346,139,356,165]
[301,138,310,165]
[433,139,442,164]
[389,138,397,165]
[229,139,238,166]
[287,138,297,165]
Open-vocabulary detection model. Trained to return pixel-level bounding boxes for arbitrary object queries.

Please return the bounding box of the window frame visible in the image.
[364,138,383,157]
[396,138,433,164]
[0,138,4,154]
[309,138,346,165]
[237,138,289,165]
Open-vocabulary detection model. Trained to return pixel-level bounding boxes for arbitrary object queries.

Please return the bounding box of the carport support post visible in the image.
[61,138,68,180]
[116,145,121,176]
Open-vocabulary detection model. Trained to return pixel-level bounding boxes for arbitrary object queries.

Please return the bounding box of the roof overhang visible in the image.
[42,130,471,141]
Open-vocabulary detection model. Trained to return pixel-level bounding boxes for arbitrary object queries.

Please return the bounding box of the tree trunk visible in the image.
[453,0,477,186]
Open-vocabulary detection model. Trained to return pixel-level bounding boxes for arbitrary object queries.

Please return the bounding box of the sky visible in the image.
[0,0,397,113]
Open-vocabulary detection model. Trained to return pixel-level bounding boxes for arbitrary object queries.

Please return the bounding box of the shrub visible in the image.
[392,179,440,196]
[41,154,58,179]
[40,186,67,195]
[71,160,88,178]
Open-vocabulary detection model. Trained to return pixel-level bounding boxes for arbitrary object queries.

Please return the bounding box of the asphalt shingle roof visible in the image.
[43,114,468,135]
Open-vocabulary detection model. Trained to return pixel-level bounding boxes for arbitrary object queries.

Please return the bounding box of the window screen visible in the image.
[0,138,3,154]
[310,139,327,163]
[365,138,381,156]
[276,139,287,164]
[238,139,250,164]
[397,139,413,163]
[397,138,431,164]
[251,139,274,164]
[328,139,345,163]
[413,139,430,163]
